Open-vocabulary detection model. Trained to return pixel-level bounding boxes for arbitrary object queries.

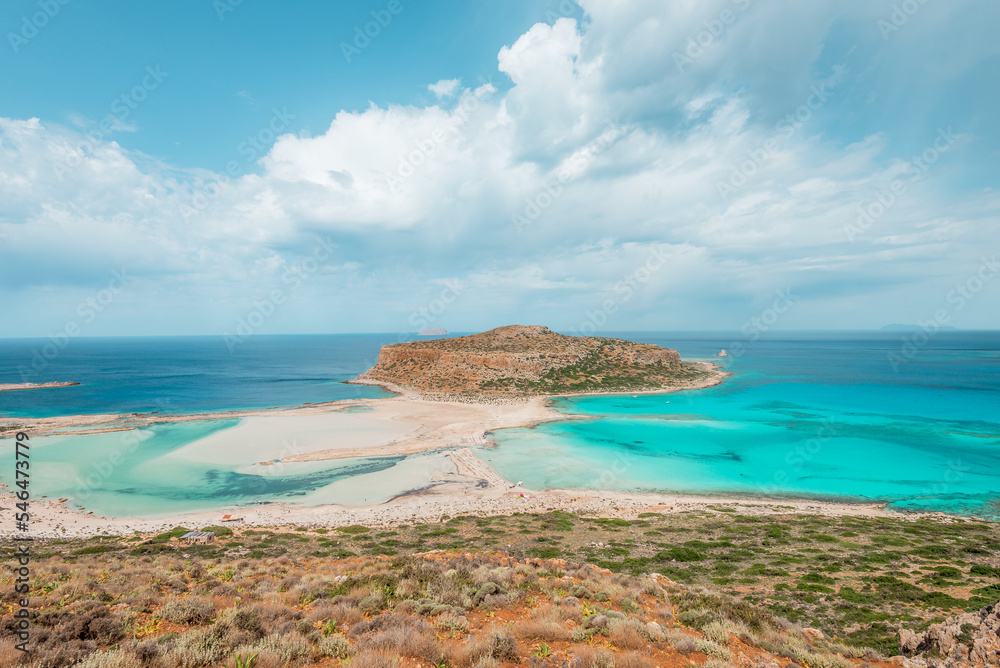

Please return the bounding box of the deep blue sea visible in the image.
[0,335,396,417]
[1,332,998,519]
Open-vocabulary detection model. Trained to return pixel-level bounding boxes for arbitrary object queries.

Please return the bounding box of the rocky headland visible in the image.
[355,324,723,401]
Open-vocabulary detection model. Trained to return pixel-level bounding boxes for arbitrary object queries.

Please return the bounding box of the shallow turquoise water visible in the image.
[480,332,1000,518]
[0,420,407,517]
[2,332,997,519]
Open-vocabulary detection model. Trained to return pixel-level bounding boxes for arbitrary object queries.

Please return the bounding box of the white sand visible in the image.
[1,371,961,538]
[161,412,420,467]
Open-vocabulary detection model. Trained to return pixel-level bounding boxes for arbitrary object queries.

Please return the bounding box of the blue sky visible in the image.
[1,0,998,337]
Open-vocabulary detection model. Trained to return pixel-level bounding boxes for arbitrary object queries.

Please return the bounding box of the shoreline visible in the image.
[4,364,986,536]
[347,361,728,404]
[2,447,970,539]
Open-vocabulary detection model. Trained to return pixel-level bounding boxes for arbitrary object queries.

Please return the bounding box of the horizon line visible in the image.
[0,328,997,341]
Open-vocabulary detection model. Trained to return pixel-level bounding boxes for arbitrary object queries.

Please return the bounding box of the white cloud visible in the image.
[1,0,998,335]
[427,79,460,99]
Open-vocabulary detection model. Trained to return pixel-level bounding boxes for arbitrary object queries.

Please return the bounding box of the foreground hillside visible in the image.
[356,325,718,400]
[2,510,998,667]
[1,552,896,668]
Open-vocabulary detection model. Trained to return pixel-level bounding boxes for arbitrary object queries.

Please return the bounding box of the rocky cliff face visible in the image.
[357,325,705,400]
[899,600,1000,667]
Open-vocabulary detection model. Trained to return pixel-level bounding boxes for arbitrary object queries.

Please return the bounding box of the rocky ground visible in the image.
[3,509,998,666]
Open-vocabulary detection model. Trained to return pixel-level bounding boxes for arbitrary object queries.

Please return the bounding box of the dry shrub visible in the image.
[250,602,299,632]
[394,599,418,614]
[306,599,339,623]
[609,619,648,650]
[573,647,615,668]
[702,620,732,645]
[158,597,215,625]
[671,633,698,654]
[211,593,237,611]
[434,614,470,634]
[481,592,517,608]
[28,601,124,646]
[530,604,563,622]
[512,619,570,642]
[123,586,161,610]
[317,635,352,659]
[465,628,519,664]
[235,632,311,664]
[336,586,370,608]
[356,615,440,662]
[170,627,228,667]
[351,651,399,668]
[75,648,144,668]
[615,652,654,668]
[654,604,674,623]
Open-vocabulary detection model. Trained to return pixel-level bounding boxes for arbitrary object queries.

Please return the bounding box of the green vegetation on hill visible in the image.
[2,510,997,664]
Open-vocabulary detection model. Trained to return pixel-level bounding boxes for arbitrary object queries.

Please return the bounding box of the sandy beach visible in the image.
[3,365,951,538]
[3,444,935,539]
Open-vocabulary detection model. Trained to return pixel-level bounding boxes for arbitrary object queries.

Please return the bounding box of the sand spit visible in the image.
[0,381,80,392]
[4,364,725,449]
[3,364,935,539]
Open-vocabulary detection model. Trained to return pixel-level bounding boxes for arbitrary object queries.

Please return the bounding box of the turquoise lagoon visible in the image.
[0,420,449,518]
[1,332,998,518]
[481,332,1000,518]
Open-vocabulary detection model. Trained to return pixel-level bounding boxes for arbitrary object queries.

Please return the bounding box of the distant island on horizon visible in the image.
[880,324,960,332]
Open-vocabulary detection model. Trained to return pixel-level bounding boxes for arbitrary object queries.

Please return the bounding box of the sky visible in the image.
[0,0,998,338]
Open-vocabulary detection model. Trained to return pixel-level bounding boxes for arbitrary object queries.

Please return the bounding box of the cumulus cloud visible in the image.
[1,0,998,335]
[427,79,460,99]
